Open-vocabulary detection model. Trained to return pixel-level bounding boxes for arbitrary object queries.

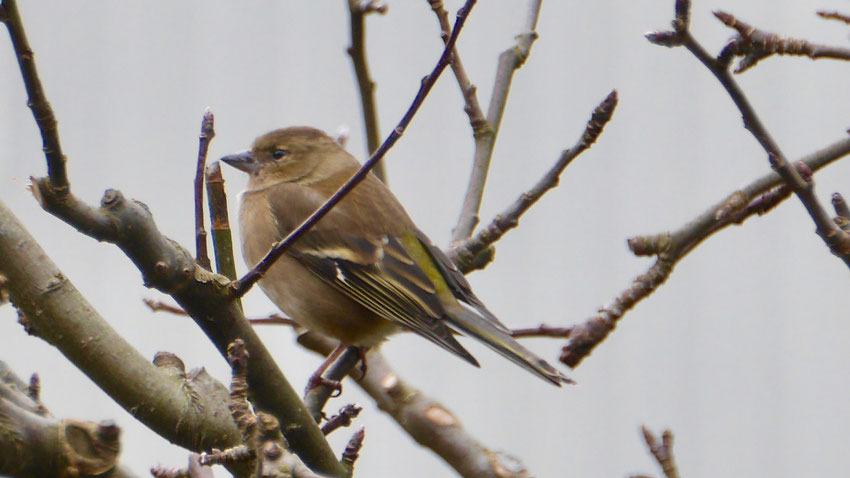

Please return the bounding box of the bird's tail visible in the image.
[445,305,573,387]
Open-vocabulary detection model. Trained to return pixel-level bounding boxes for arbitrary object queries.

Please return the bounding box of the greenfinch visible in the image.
[222,127,570,386]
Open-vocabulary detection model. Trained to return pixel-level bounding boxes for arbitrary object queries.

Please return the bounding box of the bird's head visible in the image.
[221,127,354,189]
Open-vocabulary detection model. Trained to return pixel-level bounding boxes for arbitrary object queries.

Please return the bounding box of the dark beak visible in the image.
[220,150,258,174]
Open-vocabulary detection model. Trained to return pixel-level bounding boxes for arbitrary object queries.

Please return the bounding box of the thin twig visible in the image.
[452,0,543,242]
[144,301,297,328]
[0,0,68,189]
[426,0,489,142]
[347,0,386,182]
[340,427,365,468]
[511,324,572,339]
[321,404,363,435]
[640,426,680,478]
[144,298,189,315]
[150,454,214,478]
[449,90,618,272]
[713,10,850,73]
[833,192,850,220]
[0,203,246,476]
[248,314,298,327]
[817,10,850,25]
[194,109,215,270]
[232,0,479,297]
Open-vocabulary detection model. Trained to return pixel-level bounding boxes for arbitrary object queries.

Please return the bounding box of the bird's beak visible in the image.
[220,150,258,174]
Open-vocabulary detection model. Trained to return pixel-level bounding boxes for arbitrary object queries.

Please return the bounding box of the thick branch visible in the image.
[0,201,244,466]
[29,186,341,475]
[2,2,341,471]
[0,363,138,478]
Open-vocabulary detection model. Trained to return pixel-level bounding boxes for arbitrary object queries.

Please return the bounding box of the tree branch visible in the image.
[295,332,532,478]
[346,0,386,183]
[0,0,68,189]
[0,202,245,473]
[647,1,850,266]
[204,161,240,291]
[0,362,139,478]
[639,426,680,478]
[426,0,488,145]
[452,0,542,242]
[449,90,618,271]
[193,109,215,270]
[713,10,850,73]
[817,10,850,26]
[1,3,342,472]
[561,135,850,367]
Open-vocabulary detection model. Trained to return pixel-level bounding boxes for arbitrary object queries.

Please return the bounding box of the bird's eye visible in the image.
[271,149,289,159]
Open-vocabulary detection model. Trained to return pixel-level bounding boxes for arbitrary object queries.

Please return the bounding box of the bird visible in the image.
[221,126,571,386]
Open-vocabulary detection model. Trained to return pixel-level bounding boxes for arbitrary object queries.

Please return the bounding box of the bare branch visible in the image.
[144,298,189,315]
[426,0,488,141]
[0,201,247,464]
[193,109,215,270]
[713,10,850,73]
[511,324,572,339]
[647,2,850,266]
[0,0,68,189]
[150,454,214,478]
[340,427,366,468]
[562,136,850,367]
[2,3,341,470]
[452,0,543,242]
[0,364,137,477]
[321,404,363,435]
[817,10,850,25]
[833,192,850,220]
[450,90,618,272]
[204,161,240,288]
[640,426,681,478]
[295,332,533,478]
[346,0,386,182]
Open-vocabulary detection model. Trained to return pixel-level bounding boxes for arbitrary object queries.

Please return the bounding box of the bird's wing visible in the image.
[288,228,479,366]
[411,227,512,335]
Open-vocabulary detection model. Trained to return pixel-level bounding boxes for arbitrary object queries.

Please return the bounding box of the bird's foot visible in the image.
[305,374,343,397]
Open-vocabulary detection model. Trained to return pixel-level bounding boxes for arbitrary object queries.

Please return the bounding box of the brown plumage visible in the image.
[221,126,571,386]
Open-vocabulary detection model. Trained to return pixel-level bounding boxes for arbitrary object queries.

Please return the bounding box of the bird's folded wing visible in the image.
[289,229,478,365]
[411,227,512,335]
